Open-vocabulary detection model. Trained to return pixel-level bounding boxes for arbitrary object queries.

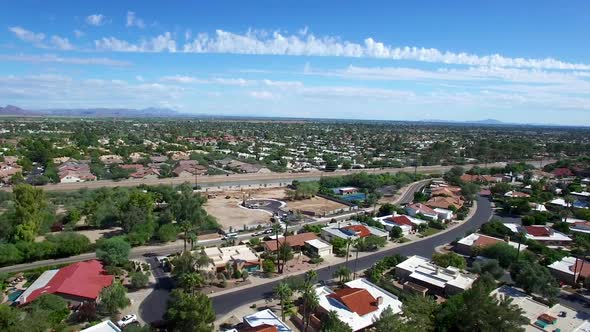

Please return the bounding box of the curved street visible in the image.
[138,195,492,322]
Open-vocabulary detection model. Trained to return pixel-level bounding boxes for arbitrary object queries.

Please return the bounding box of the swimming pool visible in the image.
[7,289,23,302]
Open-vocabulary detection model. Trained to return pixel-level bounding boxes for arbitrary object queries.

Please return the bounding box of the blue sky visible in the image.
[2,1,590,124]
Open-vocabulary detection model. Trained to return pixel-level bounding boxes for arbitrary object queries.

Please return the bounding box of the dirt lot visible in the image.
[284,196,349,216]
[204,194,273,230]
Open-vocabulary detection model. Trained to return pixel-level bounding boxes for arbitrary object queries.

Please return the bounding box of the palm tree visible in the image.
[301,284,320,332]
[271,223,283,273]
[195,248,213,271]
[514,231,526,261]
[304,270,318,286]
[352,237,365,279]
[274,282,293,321]
[333,265,351,284]
[180,272,203,295]
[344,237,354,266]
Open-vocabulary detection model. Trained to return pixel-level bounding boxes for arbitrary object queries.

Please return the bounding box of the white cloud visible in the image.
[95,32,176,52]
[135,75,144,82]
[126,11,145,28]
[9,26,45,45]
[0,54,131,66]
[249,90,276,100]
[160,75,205,83]
[86,14,106,26]
[50,36,74,50]
[73,30,85,38]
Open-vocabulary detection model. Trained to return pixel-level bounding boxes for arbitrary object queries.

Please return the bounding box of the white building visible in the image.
[502,224,572,247]
[321,221,389,243]
[314,278,402,331]
[81,320,121,332]
[241,308,292,332]
[548,256,590,285]
[492,286,590,332]
[454,233,526,256]
[202,245,260,272]
[433,208,453,221]
[304,239,333,257]
[395,255,477,296]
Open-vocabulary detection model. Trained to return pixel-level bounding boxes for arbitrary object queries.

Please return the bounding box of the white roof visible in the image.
[16,269,59,304]
[548,256,588,276]
[305,239,332,250]
[571,191,590,197]
[502,223,572,242]
[243,308,292,332]
[396,255,476,290]
[81,320,121,332]
[433,208,452,214]
[457,233,526,251]
[315,278,402,331]
[549,198,568,207]
[492,286,590,332]
[202,245,258,268]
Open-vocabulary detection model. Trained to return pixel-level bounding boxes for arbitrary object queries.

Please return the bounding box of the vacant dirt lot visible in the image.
[284,196,349,216]
[204,194,273,230]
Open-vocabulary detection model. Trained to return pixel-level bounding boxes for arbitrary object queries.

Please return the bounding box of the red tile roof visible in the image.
[342,225,371,237]
[388,215,415,227]
[552,168,573,177]
[524,226,551,237]
[22,260,113,305]
[408,203,436,215]
[263,232,318,252]
[241,324,278,332]
[327,288,379,316]
[473,235,502,248]
[569,260,590,277]
[426,196,464,209]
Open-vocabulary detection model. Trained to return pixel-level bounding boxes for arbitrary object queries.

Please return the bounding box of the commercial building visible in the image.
[313,278,402,331]
[394,255,477,296]
[16,260,113,306]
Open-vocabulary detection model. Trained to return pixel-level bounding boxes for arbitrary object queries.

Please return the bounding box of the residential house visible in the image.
[454,233,527,256]
[218,158,271,174]
[504,191,531,198]
[492,286,590,332]
[240,309,292,332]
[460,174,501,183]
[99,154,123,165]
[81,320,121,332]
[375,215,427,234]
[321,222,389,243]
[551,167,574,178]
[405,203,438,220]
[58,161,96,183]
[16,260,113,306]
[119,164,160,179]
[433,208,454,221]
[571,221,590,234]
[173,160,208,177]
[129,152,147,163]
[548,256,590,286]
[426,196,464,210]
[203,245,260,273]
[331,187,359,195]
[0,161,22,183]
[263,232,318,252]
[304,239,333,257]
[149,155,168,163]
[169,151,190,161]
[502,224,572,247]
[395,255,477,296]
[312,278,402,331]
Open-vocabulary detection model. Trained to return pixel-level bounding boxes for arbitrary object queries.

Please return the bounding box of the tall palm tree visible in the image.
[301,284,320,332]
[274,282,293,321]
[271,223,283,273]
[344,237,354,266]
[333,265,351,284]
[304,270,318,286]
[352,237,365,279]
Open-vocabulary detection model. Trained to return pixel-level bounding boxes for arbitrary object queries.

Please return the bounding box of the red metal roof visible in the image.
[327,288,379,316]
[23,260,113,305]
[241,324,278,332]
[342,225,371,237]
[389,215,415,227]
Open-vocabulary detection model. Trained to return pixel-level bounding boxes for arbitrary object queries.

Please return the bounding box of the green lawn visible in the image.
[420,227,442,237]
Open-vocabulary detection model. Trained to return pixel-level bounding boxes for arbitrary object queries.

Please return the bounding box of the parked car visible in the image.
[117,314,138,327]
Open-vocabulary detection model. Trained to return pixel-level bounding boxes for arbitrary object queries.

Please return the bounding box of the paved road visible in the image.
[0,161,528,193]
[395,180,429,205]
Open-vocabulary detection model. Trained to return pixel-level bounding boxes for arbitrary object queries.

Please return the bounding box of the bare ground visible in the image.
[204,195,273,230]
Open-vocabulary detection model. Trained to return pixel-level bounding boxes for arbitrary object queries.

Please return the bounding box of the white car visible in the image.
[117,314,138,327]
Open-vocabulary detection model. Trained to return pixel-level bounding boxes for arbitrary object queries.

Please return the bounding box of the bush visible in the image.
[309,256,324,264]
[157,223,178,242]
[262,258,276,274]
[46,232,91,257]
[130,271,150,289]
[96,236,131,266]
[432,252,466,269]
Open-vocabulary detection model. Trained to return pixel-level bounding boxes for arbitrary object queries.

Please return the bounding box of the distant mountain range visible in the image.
[0,105,180,117]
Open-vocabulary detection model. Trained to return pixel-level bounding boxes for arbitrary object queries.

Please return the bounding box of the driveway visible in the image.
[138,257,174,324]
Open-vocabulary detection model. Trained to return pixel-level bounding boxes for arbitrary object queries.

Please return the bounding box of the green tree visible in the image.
[180,272,204,295]
[157,223,178,242]
[96,236,131,266]
[510,259,559,303]
[98,282,130,315]
[333,265,351,284]
[0,304,22,331]
[12,184,48,242]
[431,252,466,269]
[262,258,276,275]
[165,289,215,332]
[130,271,150,289]
[480,242,519,268]
[29,294,69,327]
[277,242,294,273]
[320,310,352,332]
[274,282,293,321]
[390,226,404,239]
